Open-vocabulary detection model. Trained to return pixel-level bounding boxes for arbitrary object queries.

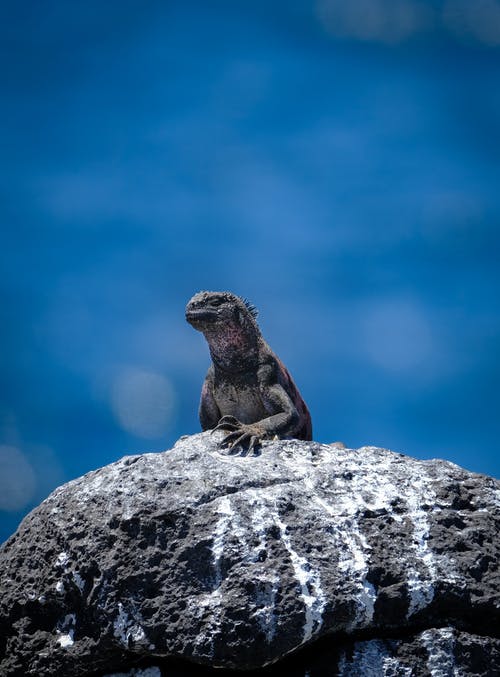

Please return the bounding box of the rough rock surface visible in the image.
[0,433,499,676]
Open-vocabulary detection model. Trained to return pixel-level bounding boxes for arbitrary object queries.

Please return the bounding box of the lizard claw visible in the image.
[211,415,242,434]
[221,429,246,448]
[211,415,241,434]
[218,415,240,425]
[238,435,260,457]
[212,422,238,434]
[247,435,259,453]
[227,432,250,453]
[220,424,263,455]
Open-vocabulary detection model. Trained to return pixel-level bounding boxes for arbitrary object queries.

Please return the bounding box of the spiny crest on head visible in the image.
[239,296,259,320]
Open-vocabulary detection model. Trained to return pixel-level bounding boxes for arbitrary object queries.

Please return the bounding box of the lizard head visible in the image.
[185,291,259,336]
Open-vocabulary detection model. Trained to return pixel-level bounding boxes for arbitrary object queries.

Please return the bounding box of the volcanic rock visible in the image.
[0,432,498,675]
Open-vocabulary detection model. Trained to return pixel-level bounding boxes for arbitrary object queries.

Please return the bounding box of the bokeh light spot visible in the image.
[317,0,432,44]
[111,367,177,439]
[444,0,500,46]
[361,300,435,374]
[0,446,37,512]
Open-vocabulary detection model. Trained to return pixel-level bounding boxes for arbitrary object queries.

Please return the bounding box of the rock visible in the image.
[0,433,499,676]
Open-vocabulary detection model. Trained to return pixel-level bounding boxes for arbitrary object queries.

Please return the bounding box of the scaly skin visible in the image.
[186,291,312,453]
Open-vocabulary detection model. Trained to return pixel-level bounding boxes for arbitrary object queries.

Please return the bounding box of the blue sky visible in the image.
[1,1,500,542]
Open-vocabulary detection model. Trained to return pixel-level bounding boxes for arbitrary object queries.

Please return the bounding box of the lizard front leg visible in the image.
[199,367,221,431]
[213,364,300,453]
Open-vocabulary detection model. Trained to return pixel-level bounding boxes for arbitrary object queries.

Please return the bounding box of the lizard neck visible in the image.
[203,324,261,374]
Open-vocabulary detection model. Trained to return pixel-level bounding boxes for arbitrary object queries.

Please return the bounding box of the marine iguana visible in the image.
[185,290,312,452]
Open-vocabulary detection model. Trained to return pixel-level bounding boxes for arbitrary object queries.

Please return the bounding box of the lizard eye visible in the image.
[210,298,224,307]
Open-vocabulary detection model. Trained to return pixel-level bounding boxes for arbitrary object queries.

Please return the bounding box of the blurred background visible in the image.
[1,0,499,543]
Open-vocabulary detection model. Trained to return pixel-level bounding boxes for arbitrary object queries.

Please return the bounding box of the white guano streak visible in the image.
[344,453,439,620]
[248,494,280,643]
[421,628,455,677]
[271,509,325,644]
[212,495,234,587]
[275,450,327,642]
[55,551,70,568]
[194,495,238,658]
[337,639,413,677]
[199,492,277,658]
[283,448,376,632]
[113,602,146,647]
[213,487,325,645]
[56,613,76,648]
[310,481,377,629]
[404,471,437,617]
[212,492,281,643]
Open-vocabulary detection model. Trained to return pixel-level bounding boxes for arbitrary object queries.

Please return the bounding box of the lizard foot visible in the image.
[211,415,241,433]
[213,418,264,455]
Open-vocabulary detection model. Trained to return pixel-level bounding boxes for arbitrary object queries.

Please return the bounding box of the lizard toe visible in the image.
[212,421,238,433]
[247,435,260,453]
[221,429,244,446]
[218,415,241,425]
[227,432,249,453]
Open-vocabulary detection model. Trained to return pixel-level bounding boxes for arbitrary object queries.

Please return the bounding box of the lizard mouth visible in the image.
[185,308,218,325]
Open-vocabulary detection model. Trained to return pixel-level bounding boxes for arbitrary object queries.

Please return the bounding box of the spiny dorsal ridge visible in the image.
[240,296,258,320]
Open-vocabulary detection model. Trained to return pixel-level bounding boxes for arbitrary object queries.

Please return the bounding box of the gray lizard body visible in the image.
[186,290,312,452]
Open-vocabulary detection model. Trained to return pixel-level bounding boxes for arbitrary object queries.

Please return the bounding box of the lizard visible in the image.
[185,290,312,453]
